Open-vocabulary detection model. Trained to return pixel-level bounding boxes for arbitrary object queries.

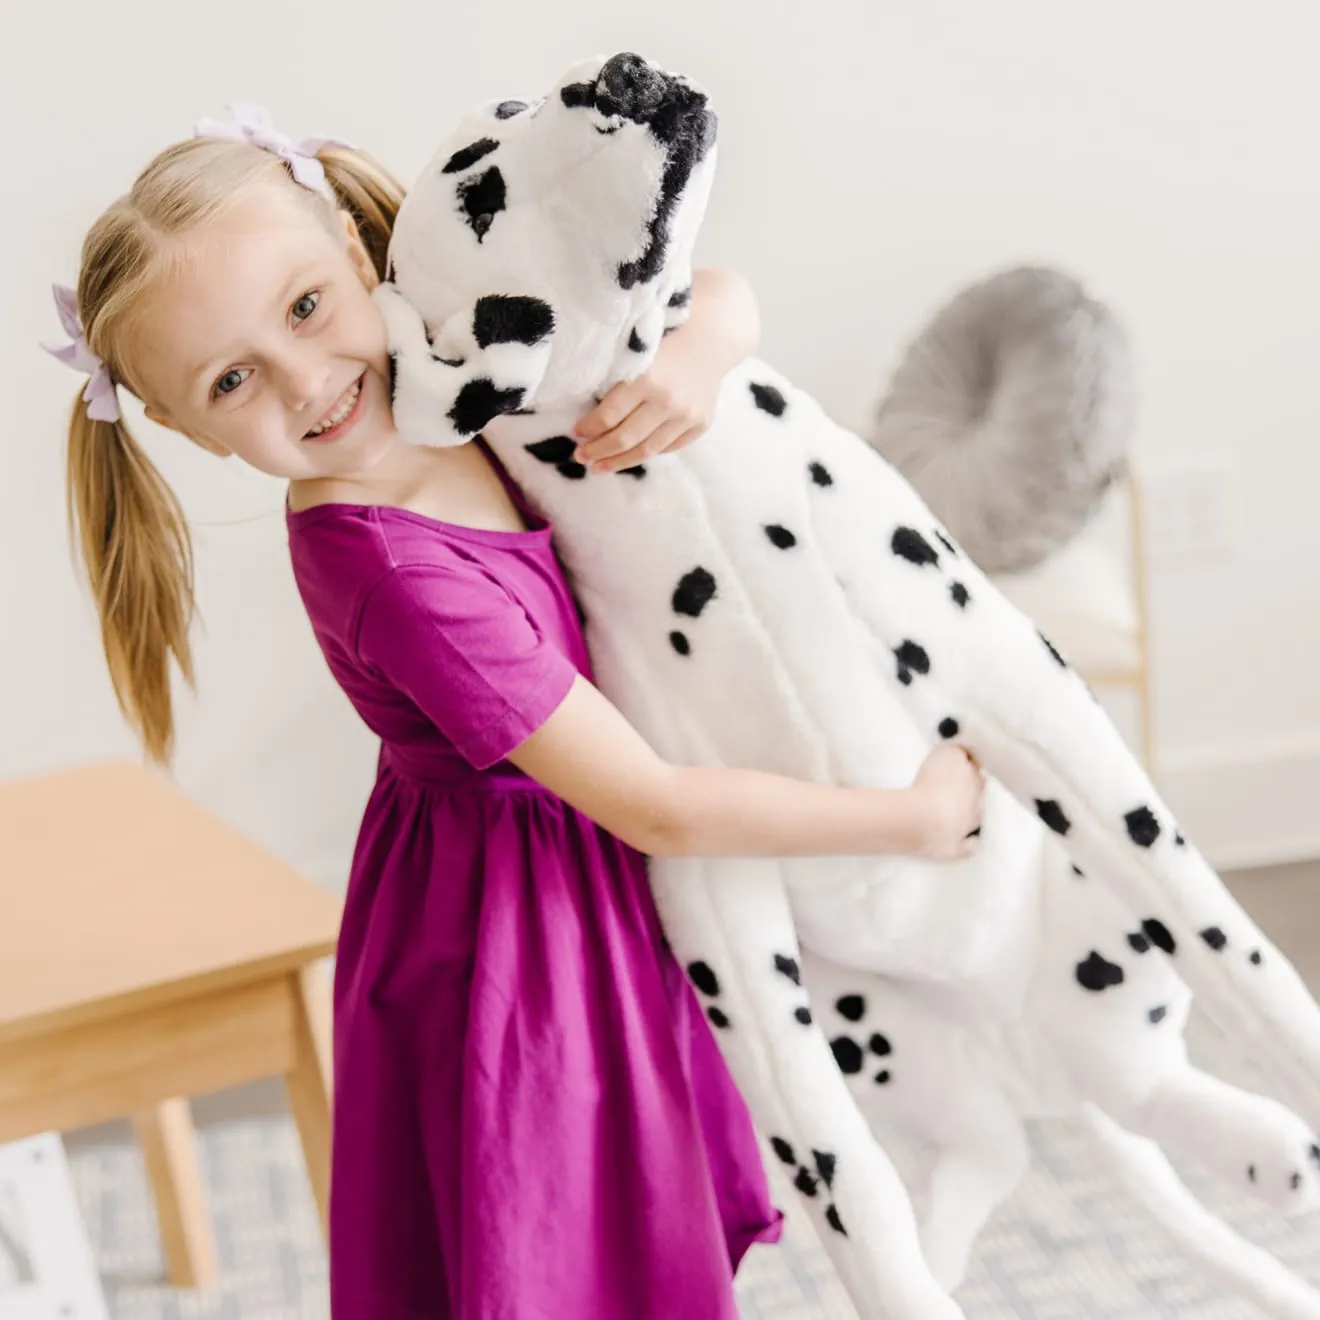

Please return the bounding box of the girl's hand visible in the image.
[572,336,723,474]
[572,267,760,475]
[909,744,986,861]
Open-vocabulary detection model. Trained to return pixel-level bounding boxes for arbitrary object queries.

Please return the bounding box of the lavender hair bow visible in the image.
[42,285,121,423]
[193,103,353,197]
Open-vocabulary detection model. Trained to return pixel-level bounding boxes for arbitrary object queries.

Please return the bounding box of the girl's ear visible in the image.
[340,210,379,290]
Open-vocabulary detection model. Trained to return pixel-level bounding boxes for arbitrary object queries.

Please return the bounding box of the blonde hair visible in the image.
[66,135,405,764]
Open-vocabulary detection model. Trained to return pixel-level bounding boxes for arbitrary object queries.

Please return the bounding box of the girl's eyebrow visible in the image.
[187,260,323,392]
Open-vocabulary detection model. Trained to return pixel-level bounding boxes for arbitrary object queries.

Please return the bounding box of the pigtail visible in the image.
[317,144,406,281]
[66,396,195,764]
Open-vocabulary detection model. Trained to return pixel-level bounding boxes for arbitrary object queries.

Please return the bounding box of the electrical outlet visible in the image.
[1139,451,1240,568]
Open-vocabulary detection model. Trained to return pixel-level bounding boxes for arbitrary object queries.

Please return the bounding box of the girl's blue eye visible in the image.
[214,368,247,397]
[293,291,319,321]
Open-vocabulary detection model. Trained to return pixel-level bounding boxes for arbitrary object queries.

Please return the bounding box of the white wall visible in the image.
[4,0,1319,884]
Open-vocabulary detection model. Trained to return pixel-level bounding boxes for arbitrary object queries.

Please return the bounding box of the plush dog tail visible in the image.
[1083,1105,1320,1319]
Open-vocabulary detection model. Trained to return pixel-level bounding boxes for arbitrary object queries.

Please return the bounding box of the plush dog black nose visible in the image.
[597,52,666,119]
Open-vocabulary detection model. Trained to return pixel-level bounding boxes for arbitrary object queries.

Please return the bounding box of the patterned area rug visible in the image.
[67,1016,1320,1319]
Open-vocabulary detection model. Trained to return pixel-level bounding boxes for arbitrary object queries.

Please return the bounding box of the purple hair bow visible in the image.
[193,102,353,197]
[42,285,121,423]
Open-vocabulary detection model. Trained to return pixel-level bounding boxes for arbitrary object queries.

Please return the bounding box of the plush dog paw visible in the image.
[1244,1128,1320,1215]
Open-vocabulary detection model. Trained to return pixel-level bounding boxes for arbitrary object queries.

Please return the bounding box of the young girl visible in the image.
[49,113,984,1319]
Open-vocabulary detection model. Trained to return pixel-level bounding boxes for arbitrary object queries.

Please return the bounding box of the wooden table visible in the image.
[0,760,343,1288]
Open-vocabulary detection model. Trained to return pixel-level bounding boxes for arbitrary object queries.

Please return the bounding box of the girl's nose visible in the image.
[277,354,332,413]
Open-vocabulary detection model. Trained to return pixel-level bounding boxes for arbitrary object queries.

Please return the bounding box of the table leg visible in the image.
[283,961,333,1241]
[132,1098,218,1288]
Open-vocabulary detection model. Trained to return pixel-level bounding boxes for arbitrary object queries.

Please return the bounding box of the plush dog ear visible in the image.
[373,282,555,448]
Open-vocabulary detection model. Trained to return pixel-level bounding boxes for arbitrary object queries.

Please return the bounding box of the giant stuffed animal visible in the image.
[372,52,1320,1318]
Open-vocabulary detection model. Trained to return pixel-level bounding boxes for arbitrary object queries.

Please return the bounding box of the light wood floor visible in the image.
[1225,858,1320,987]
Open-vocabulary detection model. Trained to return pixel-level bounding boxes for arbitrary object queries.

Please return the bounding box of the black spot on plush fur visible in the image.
[441,138,499,173]
[1142,918,1177,956]
[672,568,717,618]
[894,640,931,685]
[1071,863,1085,877]
[1127,931,1151,954]
[449,379,524,437]
[765,524,797,550]
[687,961,720,997]
[1124,805,1162,848]
[830,1036,864,1074]
[1201,926,1228,952]
[835,994,865,1022]
[523,435,587,480]
[1148,1005,1168,1024]
[794,1007,813,1025]
[669,630,690,656]
[874,1069,892,1085]
[494,99,529,119]
[813,1151,837,1190]
[892,527,939,567]
[869,1033,892,1056]
[667,285,692,308]
[1035,799,1072,836]
[949,581,971,609]
[934,529,959,557]
[685,958,729,1031]
[809,461,833,487]
[750,382,787,416]
[795,1166,819,1197]
[771,1136,796,1165]
[472,295,554,349]
[1174,830,1186,846]
[1040,632,1067,667]
[627,327,647,353]
[619,465,648,479]
[560,81,596,109]
[774,953,802,985]
[1251,949,1264,966]
[938,717,960,739]
[825,1205,847,1236]
[457,167,506,241]
[1076,951,1125,992]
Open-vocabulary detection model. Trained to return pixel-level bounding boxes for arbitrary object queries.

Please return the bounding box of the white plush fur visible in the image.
[376,51,1320,1318]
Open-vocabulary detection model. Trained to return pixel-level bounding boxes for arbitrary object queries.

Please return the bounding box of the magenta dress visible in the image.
[285,462,782,1319]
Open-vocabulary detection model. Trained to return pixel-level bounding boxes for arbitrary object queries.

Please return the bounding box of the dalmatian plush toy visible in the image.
[374,52,1320,1318]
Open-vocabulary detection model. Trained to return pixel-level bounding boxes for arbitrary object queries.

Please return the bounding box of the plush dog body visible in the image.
[375,52,1320,1317]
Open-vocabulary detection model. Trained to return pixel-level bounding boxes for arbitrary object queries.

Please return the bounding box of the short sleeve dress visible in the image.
[286,455,782,1320]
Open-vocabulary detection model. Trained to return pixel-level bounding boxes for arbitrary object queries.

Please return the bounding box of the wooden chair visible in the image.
[992,468,1157,772]
[0,760,343,1288]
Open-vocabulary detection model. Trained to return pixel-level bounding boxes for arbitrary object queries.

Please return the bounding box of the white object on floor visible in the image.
[0,1135,107,1320]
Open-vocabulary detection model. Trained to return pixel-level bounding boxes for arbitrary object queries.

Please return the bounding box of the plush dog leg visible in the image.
[1100,1063,1320,1217]
[786,380,1320,1127]
[1085,1106,1320,1319]
[650,855,966,1319]
[803,950,1032,1292]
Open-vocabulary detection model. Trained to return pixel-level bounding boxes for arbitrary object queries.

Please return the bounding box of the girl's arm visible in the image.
[507,674,983,863]
[572,267,761,473]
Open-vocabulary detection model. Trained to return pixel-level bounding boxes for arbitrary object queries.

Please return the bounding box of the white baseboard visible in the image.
[1157,732,1320,872]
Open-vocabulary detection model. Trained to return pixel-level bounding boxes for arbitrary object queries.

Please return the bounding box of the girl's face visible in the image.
[135,186,397,481]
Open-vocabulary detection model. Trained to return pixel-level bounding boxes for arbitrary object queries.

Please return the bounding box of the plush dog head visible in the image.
[379,52,719,447]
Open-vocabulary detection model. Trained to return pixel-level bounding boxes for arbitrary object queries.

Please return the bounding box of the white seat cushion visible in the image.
[990,485,1142,675]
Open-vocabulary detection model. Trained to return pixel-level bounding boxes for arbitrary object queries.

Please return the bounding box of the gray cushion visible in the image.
[868,266,1136,574]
